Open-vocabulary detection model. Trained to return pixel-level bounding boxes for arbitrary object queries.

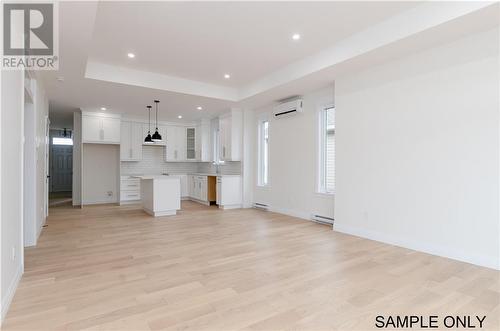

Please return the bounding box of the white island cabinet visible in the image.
[137,176,181,217]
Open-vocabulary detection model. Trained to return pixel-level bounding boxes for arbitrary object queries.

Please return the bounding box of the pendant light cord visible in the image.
[155,100,159,130]
[147,106,151,133]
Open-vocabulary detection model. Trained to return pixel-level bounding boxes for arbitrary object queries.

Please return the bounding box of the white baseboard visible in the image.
[83,199,119,205]
[1,264,23,324]
[334,223,500,271]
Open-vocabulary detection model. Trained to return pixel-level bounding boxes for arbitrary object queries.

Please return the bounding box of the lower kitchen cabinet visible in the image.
[120,176,141,204]
[189,175,208,203]
[178,175,188,198]
[216,176,242,209]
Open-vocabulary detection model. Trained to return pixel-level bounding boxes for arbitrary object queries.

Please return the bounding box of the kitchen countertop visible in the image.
[189,173,241,177]
[122,173,241,178]
[132,175,180,180]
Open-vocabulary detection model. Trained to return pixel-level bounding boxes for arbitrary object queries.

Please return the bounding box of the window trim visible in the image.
[317,104,335,195]
[257,115,270,187]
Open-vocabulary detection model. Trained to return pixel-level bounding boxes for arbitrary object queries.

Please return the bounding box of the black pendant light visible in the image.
[151,100,162,142]
[144,105,154,144]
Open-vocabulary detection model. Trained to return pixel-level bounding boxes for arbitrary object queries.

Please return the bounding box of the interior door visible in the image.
[51,145,73,192]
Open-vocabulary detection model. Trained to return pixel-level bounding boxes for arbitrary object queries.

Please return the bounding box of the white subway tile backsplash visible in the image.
[120,146,241,175]
[197,161,241,175]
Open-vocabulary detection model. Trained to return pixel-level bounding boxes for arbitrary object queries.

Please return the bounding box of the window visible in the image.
[318,106,335,194]
[52,137,73,146]
[258,119,269,186]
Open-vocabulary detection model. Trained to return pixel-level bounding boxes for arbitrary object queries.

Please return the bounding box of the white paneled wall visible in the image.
[120,146,242,175]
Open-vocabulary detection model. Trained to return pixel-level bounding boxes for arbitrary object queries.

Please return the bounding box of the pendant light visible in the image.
[144,105,154,144]
[151,100,162,142]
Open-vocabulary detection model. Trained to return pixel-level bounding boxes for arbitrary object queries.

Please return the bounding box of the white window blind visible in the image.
[258,120,269,186]
[319,107,335,194]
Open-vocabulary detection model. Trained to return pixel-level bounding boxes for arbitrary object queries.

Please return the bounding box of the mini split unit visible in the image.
[273,98,303,118]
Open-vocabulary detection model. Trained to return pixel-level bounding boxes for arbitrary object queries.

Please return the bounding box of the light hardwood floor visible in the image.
[3,202,499,330]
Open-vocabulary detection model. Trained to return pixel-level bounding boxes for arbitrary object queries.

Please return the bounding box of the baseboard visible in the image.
[218,204,242,210]
[189,198,210,206]
[83,200,119,206]
[1,264,23,324]
[334,223,500,271]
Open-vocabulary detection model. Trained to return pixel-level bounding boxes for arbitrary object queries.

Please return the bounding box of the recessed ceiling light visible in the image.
[224,74,230,79]
[100,107,107,111]
[178,115,183,119]
[196,106,203,110]
[292,33,301,41]
[56,76,64,82]
[127,53,135,58]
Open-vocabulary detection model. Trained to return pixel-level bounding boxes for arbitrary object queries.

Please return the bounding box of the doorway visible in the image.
[49,128,73,206]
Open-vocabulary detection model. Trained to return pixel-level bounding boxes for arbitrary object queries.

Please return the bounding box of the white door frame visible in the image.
[45,117,50,218]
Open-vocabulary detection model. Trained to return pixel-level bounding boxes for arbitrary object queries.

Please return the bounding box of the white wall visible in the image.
[23,100,36,247]
[335,28,500,270]
[252,87,335,220]
[83,144,120,204]
[34,79,49,239]
[73,112,82,206]
[1,69,25,321]
[1,71,49,322]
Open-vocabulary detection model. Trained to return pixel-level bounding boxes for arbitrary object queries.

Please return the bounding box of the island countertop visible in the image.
[133,175,180,180]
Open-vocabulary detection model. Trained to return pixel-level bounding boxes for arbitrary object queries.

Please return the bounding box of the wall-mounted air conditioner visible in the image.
[273,98,303,118]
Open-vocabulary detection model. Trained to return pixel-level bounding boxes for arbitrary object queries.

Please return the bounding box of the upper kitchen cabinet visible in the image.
[82,112,121,144]
[142,124,167,146]
[120,121,143,161]
[186,127,197,160]
[219,109,243,161]
[165,126,186,161]
[198,118,212,162]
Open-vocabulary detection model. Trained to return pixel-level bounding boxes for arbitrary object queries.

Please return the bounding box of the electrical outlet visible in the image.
[11,247,15,261]
[107,191,113,197]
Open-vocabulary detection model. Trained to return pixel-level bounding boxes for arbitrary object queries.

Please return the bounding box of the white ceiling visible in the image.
[88,1,417,86]
[41,1,498,125]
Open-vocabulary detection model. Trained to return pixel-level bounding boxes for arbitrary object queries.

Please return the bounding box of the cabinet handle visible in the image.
[100,129,104,140]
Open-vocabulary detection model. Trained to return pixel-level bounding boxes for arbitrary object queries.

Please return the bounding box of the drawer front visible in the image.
[121,191,141,201]
[121,179,140,191]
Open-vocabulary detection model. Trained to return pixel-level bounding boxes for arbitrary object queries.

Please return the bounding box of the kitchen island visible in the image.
[135,176,181,216]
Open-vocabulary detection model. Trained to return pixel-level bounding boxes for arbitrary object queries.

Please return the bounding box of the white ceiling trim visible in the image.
[84,1,494,104]
[238,1,496,100]
[85,61,239,101]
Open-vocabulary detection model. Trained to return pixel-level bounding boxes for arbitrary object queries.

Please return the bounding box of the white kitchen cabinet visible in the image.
[219,109,242,161]
[142,124,167,146]
[82,112,121,144]
[120,121,143,161]
[120,176,141,204]
[186,127,197,160]
[177,174,188,198]
[198,119,211,162]
[165,126,186,161]
[187,175,194,197]
[189,175,208,202]
[216,176,242,209]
